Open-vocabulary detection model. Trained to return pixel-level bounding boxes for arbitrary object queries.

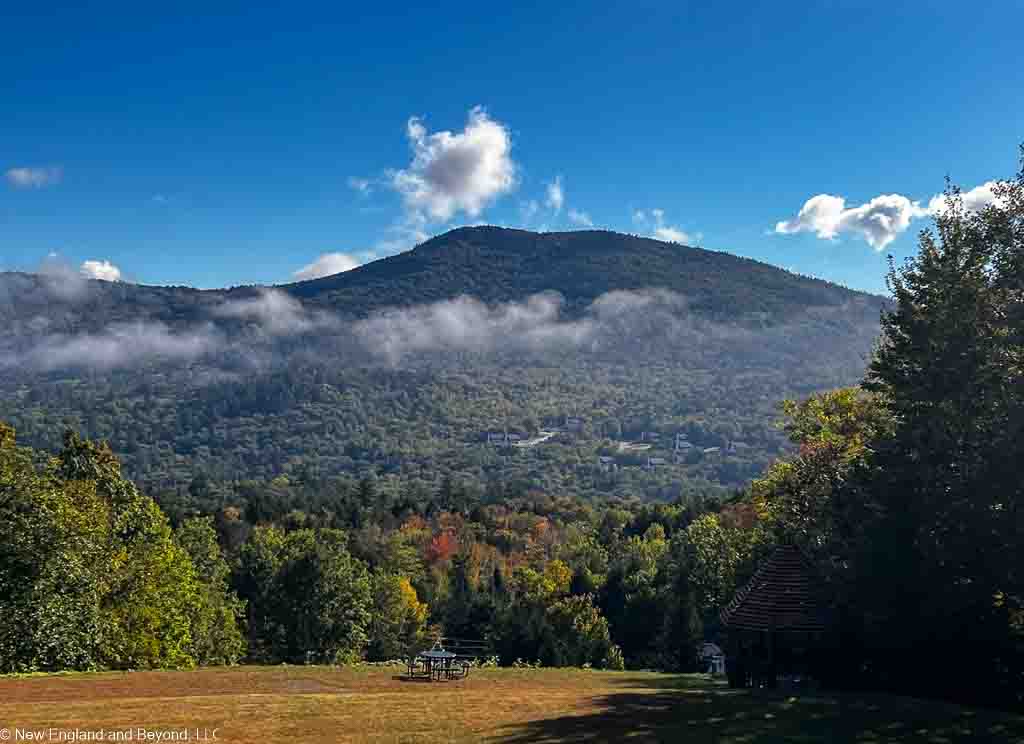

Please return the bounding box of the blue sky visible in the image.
[2,1,1021,294]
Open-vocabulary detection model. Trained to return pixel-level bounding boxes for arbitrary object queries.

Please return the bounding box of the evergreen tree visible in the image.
[862,159,1024,706]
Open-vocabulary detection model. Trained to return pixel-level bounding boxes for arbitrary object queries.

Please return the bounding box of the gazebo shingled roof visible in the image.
[720,544,827,633]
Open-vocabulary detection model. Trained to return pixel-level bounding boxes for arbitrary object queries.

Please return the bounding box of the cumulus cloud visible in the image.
[634,209,694,244]
[292,253,361,281]
[545,176,564,213]
[568,209,594,227]
[776,180,1006,251]
[926,181,1003,215]
[80,259,122,282]
[775,193,929,250]
[5,166,62,189]
[389,106,516,221]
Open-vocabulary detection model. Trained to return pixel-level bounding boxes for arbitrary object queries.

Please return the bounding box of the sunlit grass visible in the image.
[0,666,1021,743]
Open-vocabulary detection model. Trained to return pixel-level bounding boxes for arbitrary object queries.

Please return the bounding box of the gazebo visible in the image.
[720,543,828,688]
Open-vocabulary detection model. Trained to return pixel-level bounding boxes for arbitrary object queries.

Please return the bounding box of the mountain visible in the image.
[288,227,864,321]
[0,227,887,499]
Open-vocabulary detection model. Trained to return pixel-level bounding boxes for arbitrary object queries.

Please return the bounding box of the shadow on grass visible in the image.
[496,677,1024,743]
[391,674,467,684]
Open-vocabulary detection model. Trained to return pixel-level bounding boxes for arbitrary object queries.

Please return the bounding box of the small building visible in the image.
[703,446,721,455]
[564,417,584,432]
[720,544,828,689]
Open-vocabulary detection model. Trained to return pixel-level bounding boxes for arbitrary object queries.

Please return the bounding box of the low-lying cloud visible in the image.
[20,321,218,372]
[1,288,334,372]
[354,289,694,365]
[211,289,340,336]
[1,279,880,377]
[355,293,585,363]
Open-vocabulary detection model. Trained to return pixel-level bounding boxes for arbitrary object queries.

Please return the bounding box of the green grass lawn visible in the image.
[1,666,1021,743]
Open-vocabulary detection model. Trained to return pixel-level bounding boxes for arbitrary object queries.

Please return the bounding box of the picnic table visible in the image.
[408,643,470,681]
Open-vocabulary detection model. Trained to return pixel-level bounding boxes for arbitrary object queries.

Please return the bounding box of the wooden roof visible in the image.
[720,544,827,633]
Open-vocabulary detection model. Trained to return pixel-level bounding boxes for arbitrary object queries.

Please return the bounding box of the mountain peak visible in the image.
[289,227,881,323]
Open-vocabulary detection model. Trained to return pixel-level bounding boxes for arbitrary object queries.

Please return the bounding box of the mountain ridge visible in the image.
[2,227,885,323]
[284,227,884,322]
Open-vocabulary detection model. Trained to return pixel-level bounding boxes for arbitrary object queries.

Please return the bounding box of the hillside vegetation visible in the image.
[0,228,885,495]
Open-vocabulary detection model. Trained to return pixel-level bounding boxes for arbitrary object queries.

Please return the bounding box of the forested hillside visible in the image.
[0,228,886,494]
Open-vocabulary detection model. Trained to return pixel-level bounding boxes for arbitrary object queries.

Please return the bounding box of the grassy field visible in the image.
[1,665,1023,743]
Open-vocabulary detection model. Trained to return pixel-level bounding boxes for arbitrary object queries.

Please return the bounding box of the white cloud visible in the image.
[926,181,1003,215]
[654,225,690,243]
[80,259,122,282]
[776,179,1006,251]
[19,321,217,372]
[545,176,564,213]
[213,289,337,336]
[5,166,62,189]
[775,193,928,250]
[354,289,687,364]
[568,209,594,227]
[634,208,694,244]
[389,106,516,221]
[292,252,361,281]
